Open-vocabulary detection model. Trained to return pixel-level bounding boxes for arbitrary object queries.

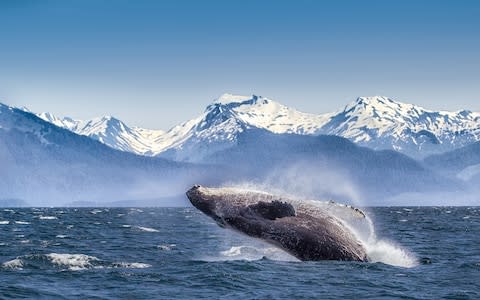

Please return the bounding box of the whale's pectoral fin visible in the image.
[247,200,296,220]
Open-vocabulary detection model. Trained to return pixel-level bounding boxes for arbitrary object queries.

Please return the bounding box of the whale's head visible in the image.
[186,185,218,217]
[186,185,296,227]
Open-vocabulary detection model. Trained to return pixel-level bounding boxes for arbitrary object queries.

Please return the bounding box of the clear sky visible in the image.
[0,0,479,129]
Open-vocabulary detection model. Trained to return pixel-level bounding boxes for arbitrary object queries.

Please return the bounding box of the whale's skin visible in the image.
[186,185,368,262]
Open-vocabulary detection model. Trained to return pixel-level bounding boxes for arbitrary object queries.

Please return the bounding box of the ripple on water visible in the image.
[39,216,58,220]
[14,221,30,225]
[135,226,159,233]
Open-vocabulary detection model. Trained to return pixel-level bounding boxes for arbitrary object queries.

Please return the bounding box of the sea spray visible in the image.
[337,212,418,268]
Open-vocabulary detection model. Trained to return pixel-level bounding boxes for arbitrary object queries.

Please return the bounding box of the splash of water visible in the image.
[218,246,299,262]
[338,213,418,268]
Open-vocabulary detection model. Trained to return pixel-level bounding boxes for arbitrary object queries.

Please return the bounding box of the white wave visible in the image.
[158,244,176,251]
[113,262,151,269]
[2,253,152,271]
[46,253,99,270]
[39,216,57,220]
[0,220,10,225]
[2,258,24,270]
[212,245,298,262]
[55,235,67,238]
[90,209,103,214]
[135,226,159,232]
[3,209,15,212]
[121,224,132,228]
[14,221,30,225]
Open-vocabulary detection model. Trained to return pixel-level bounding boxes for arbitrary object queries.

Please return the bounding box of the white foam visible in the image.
[114,262,151,269]
[2,253,152,271]
[0,220,10,225]
[213,245,298,262]
[158,244,176,251]
[135,226,159,232]
[56,235,67,238]
[46,253,99,270]
[2,258,24,270]
[39,216,57,220]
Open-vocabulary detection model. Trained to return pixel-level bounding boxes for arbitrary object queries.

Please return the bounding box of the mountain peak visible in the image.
[355,96,395,105]
[343,95,419,116]
[214,93,253,105]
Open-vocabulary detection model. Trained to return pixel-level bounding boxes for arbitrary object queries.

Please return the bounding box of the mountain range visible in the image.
[35,94,480,161]
[1,94,480,206]
[0,103,223,206]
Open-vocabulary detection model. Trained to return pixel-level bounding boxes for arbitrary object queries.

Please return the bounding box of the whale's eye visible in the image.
[247,200,296,220]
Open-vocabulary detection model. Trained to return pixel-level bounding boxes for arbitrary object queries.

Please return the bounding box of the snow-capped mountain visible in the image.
[318,96,480,157]
[35,93,480,161]
[0,103,218,205]
[150,93,333,161]
[35,93,333,160]
[37,112,165,156]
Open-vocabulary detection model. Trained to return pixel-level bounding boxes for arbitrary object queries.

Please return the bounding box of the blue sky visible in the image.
[0,0,479,129]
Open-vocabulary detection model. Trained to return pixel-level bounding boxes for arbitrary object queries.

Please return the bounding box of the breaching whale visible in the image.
[186,185,368,262]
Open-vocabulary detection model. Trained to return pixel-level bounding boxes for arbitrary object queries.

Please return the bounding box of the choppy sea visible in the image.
[1,207,479,299]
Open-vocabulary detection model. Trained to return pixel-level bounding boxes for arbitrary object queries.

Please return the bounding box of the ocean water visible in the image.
[0,206,479,299]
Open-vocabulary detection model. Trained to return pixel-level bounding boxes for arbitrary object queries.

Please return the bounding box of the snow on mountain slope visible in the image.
[147,93,334,161]
[212,93,332,134]
[0,102,216,205]
[34,93,480,161]
[319,96,480,157]
[36,113,165,155]
[150,94,480,160]
[35,93,332,159]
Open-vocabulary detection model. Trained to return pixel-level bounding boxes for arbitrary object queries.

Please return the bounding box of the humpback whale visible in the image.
[186,185,368,262]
